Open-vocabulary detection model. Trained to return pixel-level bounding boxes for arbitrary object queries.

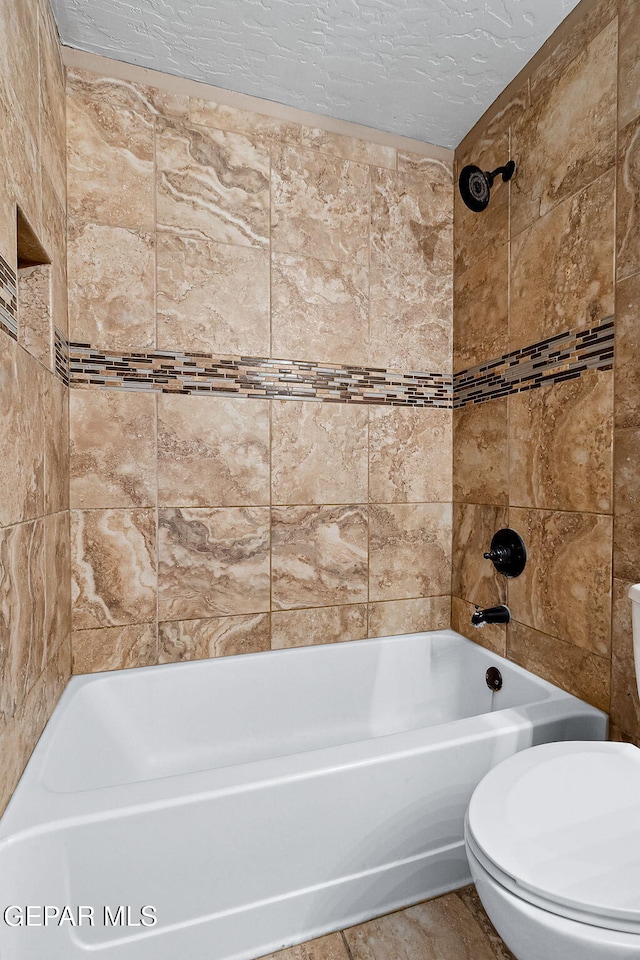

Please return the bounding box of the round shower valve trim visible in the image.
[483,528,527,578]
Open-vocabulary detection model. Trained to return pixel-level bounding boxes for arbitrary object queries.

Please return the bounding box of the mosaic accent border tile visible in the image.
[69,345,454,408]
[454,319,614,408]
[0,261,615,410]
[0,253,17,340]
[54,328,70,386]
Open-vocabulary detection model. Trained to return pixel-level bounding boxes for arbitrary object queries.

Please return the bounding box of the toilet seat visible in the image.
[466,740,640,935]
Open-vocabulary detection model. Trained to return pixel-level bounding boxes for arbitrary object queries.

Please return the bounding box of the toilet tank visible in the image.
[628,583,640,698]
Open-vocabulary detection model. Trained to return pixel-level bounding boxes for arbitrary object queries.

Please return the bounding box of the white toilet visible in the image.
[464,583,640,960]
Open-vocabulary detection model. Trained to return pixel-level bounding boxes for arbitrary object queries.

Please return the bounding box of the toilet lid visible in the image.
[467,741,640,931]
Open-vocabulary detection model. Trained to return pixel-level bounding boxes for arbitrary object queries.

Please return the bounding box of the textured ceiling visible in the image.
[51,0,582,148]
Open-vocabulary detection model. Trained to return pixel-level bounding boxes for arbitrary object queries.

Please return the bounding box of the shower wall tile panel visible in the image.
[509,18,617,239]
[65,62,457,679]
[618,0,640,130]
[453,0,640,747]
[0,0,70,817]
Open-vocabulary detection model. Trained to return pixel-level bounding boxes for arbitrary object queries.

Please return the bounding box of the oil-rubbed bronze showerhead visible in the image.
[458,160,516,212]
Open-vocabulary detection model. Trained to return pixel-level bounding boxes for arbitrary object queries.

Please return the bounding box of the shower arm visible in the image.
[485,161,516,187]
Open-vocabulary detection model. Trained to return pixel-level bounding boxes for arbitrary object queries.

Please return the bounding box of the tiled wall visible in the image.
[0,0,70,814]
[65,67,454,671]
[452,0,640,744]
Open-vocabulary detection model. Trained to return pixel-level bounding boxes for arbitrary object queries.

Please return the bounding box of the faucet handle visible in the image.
[483,547,507,562]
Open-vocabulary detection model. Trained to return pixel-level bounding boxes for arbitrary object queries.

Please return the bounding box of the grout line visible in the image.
[454,500,613,520]
[70,594,454,634]
[340,930,355,960]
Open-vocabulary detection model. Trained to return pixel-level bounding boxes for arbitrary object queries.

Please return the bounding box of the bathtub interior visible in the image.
[40,631,555,794]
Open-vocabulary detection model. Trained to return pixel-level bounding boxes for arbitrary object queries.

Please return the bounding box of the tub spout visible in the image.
[471,605,511,628]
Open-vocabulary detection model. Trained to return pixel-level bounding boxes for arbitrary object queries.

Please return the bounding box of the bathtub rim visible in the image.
[0,629,608,843]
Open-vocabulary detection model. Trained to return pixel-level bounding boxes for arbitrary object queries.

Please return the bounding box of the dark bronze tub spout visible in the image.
[471,605,511,628]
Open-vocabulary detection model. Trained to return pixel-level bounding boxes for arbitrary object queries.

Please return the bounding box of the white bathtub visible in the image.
[0,629,606,960]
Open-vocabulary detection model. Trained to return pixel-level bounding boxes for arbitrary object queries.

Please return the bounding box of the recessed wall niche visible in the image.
[17,208,53,370]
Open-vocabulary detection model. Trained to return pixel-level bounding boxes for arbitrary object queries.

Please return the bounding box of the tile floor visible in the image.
[264,887,516,960]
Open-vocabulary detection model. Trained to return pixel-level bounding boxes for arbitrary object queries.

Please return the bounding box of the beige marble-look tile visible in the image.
[453,244,508,373]
[509,370,613,514]
[156,230,270,356]
[0,58,40,241]
[0,168,16,268]
[511,19,617,238]
[452,400,508,506]
[0,518,46,725]
[271,401,368,506]
[508,507,612,657]
[451,502,508,608]
[71,509,157,630]
[0,0,40,197]
[70,390,156,509]
[610,577,640,742]
[66,70,155,230]
[454,886,517,960]
[529,0,617,102]
[44,511,71,659]
[614,427,640,582]
[272,505,368,610]
[156,118,270,247]
[369,503,452,602]
[0,338,45,527]
[507,619,610,713]
[369,407,452,503]
[0,716,27,818]
[38,4,66,209]
[271,144,370,263]
[271,253,369,366]
[397,154,453,181]
[344,894,499,960]
[158,507,270,620]
[271,605,367,649]
[67,220,155,350]
[617,113,640,282]
[615,272,640,429]
[189,98,300,145]
[368,596,450,638]
[4,0,39,115]
[40,171,68,339]
[67,67,189,122]
[619,0,640,129]
[159,613,270,662]
[509,169,615,350]
[0,634,70,817]
[301,127,396,169]
[72,623,158,674]
[44,371,69,516]
[451,596,506,656]
[17,264,52,369]
[457,81,528,172]
[158,394,269,507]
[262,932,349,960]
[370,166,452,372]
